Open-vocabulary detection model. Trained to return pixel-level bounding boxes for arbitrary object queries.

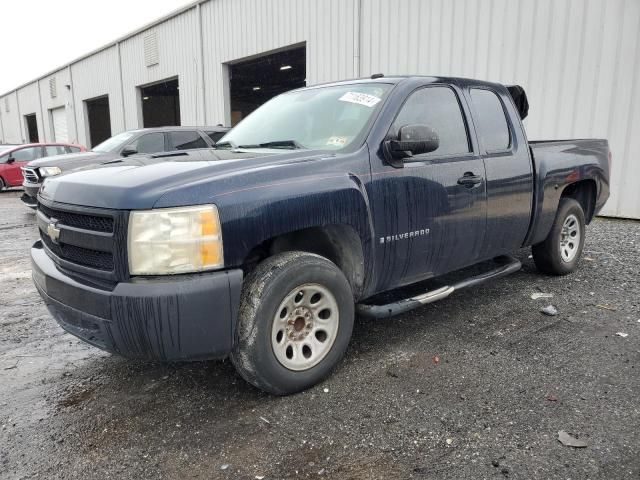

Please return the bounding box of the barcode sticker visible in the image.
[338,92,382,108]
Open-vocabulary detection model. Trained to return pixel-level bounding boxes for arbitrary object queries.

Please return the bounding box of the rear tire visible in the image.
[0,178,5,191]
[231,251,354,395]
[532,198,585,275]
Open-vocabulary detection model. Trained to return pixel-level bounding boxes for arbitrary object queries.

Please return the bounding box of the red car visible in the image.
[0,143,86,190]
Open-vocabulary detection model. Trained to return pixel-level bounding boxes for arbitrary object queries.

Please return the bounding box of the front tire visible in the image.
[231,251,354,395]
[0,178,5,191]
[532,198,586,275]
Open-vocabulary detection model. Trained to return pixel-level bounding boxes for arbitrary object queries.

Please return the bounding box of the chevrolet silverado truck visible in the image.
[31,76,610,395]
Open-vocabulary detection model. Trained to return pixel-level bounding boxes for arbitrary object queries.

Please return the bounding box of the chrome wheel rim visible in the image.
[560,214,581,262]
[271,283,339,371]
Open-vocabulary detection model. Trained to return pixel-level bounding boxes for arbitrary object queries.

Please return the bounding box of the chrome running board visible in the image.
[356,255,522,319]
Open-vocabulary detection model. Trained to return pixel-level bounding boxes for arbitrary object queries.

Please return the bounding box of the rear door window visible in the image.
[45,146,67,156]
[392,86,471,157]
[205,131,226,144]
[470,89,511,151]
[66,146,82,153]
[168,131,209,150]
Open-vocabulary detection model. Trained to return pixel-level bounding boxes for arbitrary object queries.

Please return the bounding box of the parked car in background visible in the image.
[30,76,609,394]
[0,143,86,192]
[21,126,230,208]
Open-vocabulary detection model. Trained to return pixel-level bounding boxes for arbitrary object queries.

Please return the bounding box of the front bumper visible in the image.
[20,192,38,209]
[31,241,243,361]
[22,182,41,200]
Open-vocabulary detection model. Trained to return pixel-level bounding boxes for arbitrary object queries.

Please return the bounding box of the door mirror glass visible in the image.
[121,146,137,157]
[383,124,440,164]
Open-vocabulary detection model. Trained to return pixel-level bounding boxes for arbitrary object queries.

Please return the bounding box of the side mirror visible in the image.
[121,146,137,157]
[382,124,440,166]
[6,156,15,164]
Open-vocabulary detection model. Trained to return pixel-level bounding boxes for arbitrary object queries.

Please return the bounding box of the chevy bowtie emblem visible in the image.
[47,220,61,244]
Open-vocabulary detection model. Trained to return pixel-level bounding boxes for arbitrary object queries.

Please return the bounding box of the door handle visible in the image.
[457,172,483,187]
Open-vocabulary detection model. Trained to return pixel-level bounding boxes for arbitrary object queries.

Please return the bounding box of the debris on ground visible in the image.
[433,355,440,365]
[557,430,588,448]
[584,256,595,262]
[615,332,629,338]
[595,304,617,311]
[220,464,229,470]
[546,394,558,402]
[541,305,558,316]
[531,292,553,300]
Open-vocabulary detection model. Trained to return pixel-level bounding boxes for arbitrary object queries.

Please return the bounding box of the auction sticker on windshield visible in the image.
[339,91,382,108]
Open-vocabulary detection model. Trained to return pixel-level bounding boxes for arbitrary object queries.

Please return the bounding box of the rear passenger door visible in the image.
[167,131,209,151]
[369,84,487,289]
[467,87,533,258]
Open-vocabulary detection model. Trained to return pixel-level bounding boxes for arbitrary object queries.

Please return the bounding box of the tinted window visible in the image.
[45,146,67,156]
[470,89,510,151]
[67,146,82,153]
[392,86,470,157]
[11,147,42,161]
[169,131,208,150]
[129,133,165,154]
[205,131,225,143]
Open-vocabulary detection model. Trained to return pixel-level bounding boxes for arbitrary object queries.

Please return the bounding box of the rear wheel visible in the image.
[532,198,586,275]
[0,177,5,191]
[231,251,354,395]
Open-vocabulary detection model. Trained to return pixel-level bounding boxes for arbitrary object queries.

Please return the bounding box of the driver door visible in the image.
[368,85,487,290]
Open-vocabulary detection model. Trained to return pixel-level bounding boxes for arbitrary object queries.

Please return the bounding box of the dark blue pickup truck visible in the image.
[31,76,610,394]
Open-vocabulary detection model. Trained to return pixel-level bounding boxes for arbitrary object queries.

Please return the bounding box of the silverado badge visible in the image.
[47,220,61,244]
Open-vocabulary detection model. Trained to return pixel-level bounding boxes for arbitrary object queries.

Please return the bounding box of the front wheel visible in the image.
[532,198,586,275]
[0,178,5,191]
[231,251,354,395]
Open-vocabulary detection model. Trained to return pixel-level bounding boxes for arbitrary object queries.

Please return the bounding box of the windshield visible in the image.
[92,131,136,153]
[218,84,392,151]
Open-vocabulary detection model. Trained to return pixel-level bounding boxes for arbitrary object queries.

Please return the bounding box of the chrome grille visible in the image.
[22,167,40,184]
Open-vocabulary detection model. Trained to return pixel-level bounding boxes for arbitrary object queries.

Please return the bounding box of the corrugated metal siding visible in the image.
[38,69,72,143]
[201,0,358,124]
[1,0,638,217]
[119,8,200,129]
[359,0,640,218]
[71,46,124,146]
[0,93,21,143]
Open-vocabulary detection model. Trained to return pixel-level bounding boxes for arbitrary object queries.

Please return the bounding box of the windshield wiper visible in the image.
[237,140,304,150]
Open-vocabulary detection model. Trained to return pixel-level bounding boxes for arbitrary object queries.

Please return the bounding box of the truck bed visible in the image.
[526,138,610,246]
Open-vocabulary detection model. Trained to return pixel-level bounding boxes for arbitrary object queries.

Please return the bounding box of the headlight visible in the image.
[39,166,62,177]
[128,205,223,275]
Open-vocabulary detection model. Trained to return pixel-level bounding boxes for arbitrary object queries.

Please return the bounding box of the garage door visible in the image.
[51,107,68,142]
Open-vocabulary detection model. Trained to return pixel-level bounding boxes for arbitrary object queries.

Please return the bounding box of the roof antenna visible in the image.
[370,73,384,79]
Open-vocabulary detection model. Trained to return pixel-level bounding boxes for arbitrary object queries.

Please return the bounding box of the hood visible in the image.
[27,151,118,171]
[39,148,325,210]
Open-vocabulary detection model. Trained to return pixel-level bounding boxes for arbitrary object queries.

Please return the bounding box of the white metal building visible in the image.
[0,0,638,218]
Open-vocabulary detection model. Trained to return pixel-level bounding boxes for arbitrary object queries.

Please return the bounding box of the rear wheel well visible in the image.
[561,180,596,223]
[242,225,365,300]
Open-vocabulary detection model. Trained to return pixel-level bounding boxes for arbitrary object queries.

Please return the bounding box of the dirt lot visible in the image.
[0,189,639,480]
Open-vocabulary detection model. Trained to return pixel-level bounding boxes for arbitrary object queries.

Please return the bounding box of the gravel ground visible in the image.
[0,189,639,480]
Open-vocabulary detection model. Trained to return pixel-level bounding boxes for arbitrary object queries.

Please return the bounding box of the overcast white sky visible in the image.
[1,0,194,94]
